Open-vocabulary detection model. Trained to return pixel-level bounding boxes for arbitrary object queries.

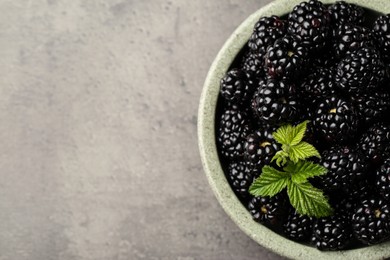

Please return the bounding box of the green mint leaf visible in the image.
[284,161,328,184]
[271,150,289,167]
[249,166,290,197]
[289,142,321,163]
[290,120,309,146]
[272,121,309,146]
[287,181,333,218]
[272,124,293,145]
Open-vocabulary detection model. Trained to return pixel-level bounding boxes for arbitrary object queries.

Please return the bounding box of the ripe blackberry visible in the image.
[352,198,390,245]
[217,106,250,159]
[328,1,364,28]
[226,161,258,200]
[252,80,300,126]
[376,159,390,201]
[241,52,264,80]
[332,24,373,59]
[319,145,367,191]
[373,14,390,62]
[360,123,390,165]
[288,0,331,51]
[300,67,337,101]
[248,16,287,55]
[311,216,352,250]
[283,210,313,242]
[248,194,286,225]
[244,127,280,169]
[335,47,385,94]
[264,35,308,80]
[220,69,254,105]
[313,96,358,144]
[350,91,390,124]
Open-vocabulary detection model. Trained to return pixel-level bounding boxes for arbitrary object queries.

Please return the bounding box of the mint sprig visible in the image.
[249,121,333,218]
[272,121,320,166]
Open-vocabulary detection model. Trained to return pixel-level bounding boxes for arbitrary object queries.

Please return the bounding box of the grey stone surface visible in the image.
[0,0,285,259]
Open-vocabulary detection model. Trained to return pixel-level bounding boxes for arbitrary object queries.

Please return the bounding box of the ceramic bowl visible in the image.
[198,0,390,258]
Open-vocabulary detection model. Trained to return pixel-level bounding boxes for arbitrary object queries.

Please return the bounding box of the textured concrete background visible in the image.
[0,0,286,259]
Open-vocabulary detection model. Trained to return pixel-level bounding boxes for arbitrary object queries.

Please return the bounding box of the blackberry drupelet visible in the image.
[313,96,358,144]
[336,47,385,94]
[328,1,364,28]
[373,14,390,62]
[241,52,264,80]
[319,145,367,191]
[248,16,287,56]
[264,35,309,80]
[227,161,258,200]
[244,127,280,169]
[217,106,250,159]
[352,198,390,245]
[288,0,331,51]
[283,210,313,242]
[376,159,390,201]
[220,69,254,105]
[360,123,390,165]
[311,216,352,250]
[332,24,373,59]
[350,91,390,124]
[252,80,300,126]
[248,194,286,225]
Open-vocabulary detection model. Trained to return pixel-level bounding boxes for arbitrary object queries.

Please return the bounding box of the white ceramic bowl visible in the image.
[198,0,390,258]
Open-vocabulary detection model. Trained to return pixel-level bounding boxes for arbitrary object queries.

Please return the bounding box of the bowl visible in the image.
[198,0,390,258]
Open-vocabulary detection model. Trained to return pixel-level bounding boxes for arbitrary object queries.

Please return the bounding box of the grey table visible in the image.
[0,0,285,259]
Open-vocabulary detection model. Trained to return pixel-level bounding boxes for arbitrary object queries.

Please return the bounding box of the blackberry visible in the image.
[373,14,390,62]
[350,91,390,125]
[312,216,352,250]
[332,24,373,59]
[248,194,286,225]
[360,123,390,165]
[288,0,331,51]
[252,80,300,125]
[244,127,280,169]
[336,47,385,94]
[352,198,390,245]
[264,35,309,80]
[220,69,254,105]
[248,16,287,56]
[241,52,264,80]
[319,145,367,191]
[217,106,250,159]
[328,1,364,28]
[300,67,337,100]
[376,159,390,201]
[313,96,358,144]
[226,161,258,200]
[283,210,313,242]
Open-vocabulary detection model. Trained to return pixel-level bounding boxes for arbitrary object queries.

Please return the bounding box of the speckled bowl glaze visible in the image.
[198,0,390,258]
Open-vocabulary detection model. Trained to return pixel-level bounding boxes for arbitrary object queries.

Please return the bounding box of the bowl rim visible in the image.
[198,0,390,259]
